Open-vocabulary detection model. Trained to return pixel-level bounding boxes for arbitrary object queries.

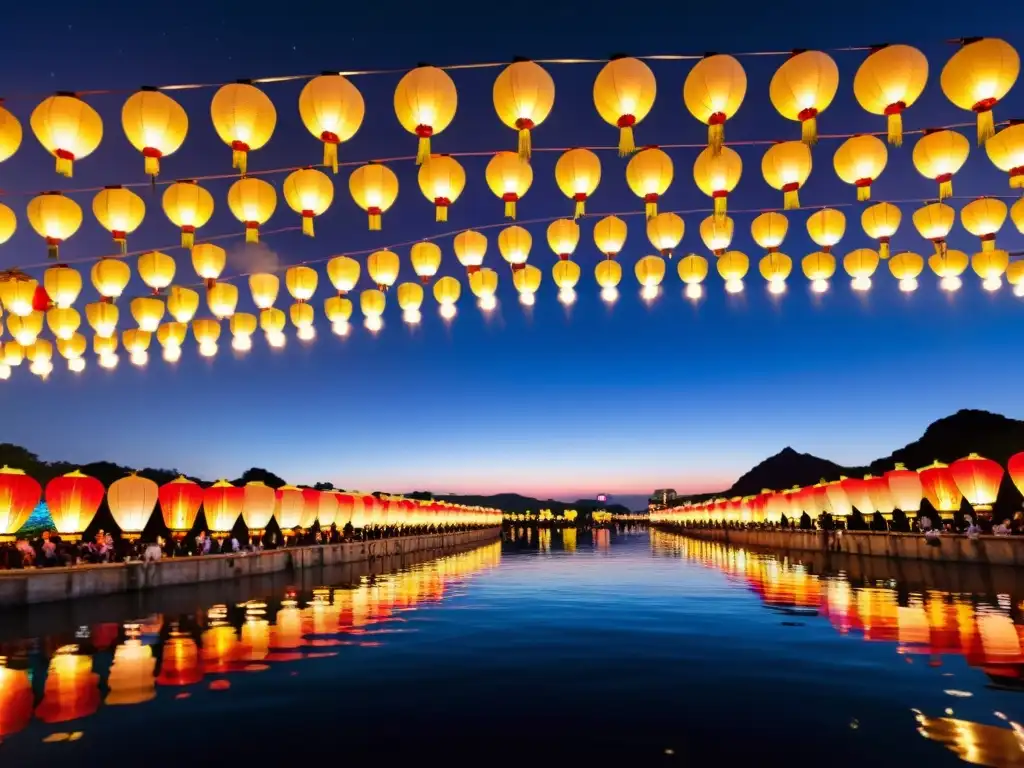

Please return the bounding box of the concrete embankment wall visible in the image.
[0,528,500,608]
[655,526,1024,566]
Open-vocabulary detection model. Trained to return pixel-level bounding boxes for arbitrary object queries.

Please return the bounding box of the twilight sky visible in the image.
[1,0,1023,509]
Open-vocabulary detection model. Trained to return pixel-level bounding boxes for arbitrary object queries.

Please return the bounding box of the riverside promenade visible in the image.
[0,527,500,608]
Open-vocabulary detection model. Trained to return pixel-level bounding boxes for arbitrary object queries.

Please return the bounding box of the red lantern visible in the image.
[840,476,873,517]
[884,463,923,513]
[918,461,963,516]
[45,469,104,541]
[864,475,894,518]
[1008,452,1024,499]
[825,481,851,517]
[202,480,245,536]
[158,476,203,536]
[298,488,319,528]
[332,492,354,529]
[950,453,1004,512]
[32,284,51,312]
[362,494,380,527]
[0,466,42,542]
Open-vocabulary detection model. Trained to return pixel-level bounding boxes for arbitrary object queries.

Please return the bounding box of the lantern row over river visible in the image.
[649,452,1024,524]
[0,467,501,542]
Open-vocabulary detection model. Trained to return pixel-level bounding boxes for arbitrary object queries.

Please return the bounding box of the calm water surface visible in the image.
[1,527,1023,765]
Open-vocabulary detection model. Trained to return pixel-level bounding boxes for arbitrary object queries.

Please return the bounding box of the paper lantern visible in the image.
[433,275,461,318]
[949,453,1004,512]
[833,134,888,201]
[913,129,969,199]
[207,282,239,320]
[0,466,41,542]
[3,342,24,367]
[360,288,386,332]
[326,255,360,295]
[11,313,44,347]
[0,102,22,165]
[57,332,87,362]
[85,302,118,337]
[122,88,188,177]
[593,55,656,155]
[227,177,276,243]
[30,92,103,176]
[0,203,15,245]
[162,180,214,248]
[1007,452,1024,499]
[394,65,457,165]
[717,250,749,294]
[0,666,33,737]
[283,167,333,236]
[699,214,733,256]
[417,154,465,222]
[594,215,627,258]
[35,649,100,723]
[595,259,623,303]
[273,485,305,534]
[941,38,1019,144]
[984,122,1024,188]
[683,54,746,154]
[285,265,318,303]
[45,469,103,541]
[191,243,226,288]
[762,141,812,209]
[296,488,320,529]
[27,192,82,259]
[552,259,581,305]
[367,250,400,290]
[203,480,244,535]
[802,251,836,293]
[486,151,532,219]
[647,212,684,258]
[547,218,579,261]
[917,460,963,515]
[498,225,532,269]
[860,202,900,260]
[91,258,131,300]
[758,252,792,295]
[349,162,398,230]
[693,145,741,218]
[324,296,354,330]
[512,264,541,306]
[106,639,156,706]
[192,318,221,357]
[92,185,145,254]
[555,148,601,219]
[259,307,286,335]
[824,481,852,518]
[241,481,275,535]
[298,73,364,173]
[43,265,81,308]
[928,248,969,292]
[961,197,1007,252]
[626,146,673,219]
[469,268,498,311]
[750,212,788,255]
[210,81,276,174]
[493,58,555,160]
[884,464,923,513]
[159,476,202,535]
[229,312,257,351]
[454,230,487,275]
[635,255,666,300]
[1010,260,1024,297]
[45,307,79,341]
[397,281,425,323]
[769,51,839,144]
[972,248,1009,292]
[912,202,955,257]
[853,44,929,146]
[167,286,199,323]
[677,253,709,300]
[130,297,164,332]
[410,242,442,283]
[107,473,158,539]
[889,251,924,292]
[838,476,871,517]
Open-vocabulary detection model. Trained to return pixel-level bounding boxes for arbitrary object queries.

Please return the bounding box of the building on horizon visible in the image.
[649,489,677,512]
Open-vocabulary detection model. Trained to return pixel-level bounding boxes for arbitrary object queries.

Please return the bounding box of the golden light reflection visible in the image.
[105,633,156,705]
[35,646,100,724]
[0,663,33,737]
[915,713,1024,766]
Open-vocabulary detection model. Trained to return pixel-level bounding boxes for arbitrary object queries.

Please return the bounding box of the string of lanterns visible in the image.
[0,465,501,543]
[650,451,1024,525]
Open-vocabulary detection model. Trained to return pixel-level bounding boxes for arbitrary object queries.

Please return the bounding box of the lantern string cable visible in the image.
[0,119,996,200]
[0,43,895,103]
[14,193,1022,282]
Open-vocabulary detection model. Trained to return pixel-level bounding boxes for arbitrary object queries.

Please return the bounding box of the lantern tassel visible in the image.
[369,212,381,231]
[574,194,586,219]
[416,135,430,166]
[977,110,995,146]
[54,149,74,178]
[144,155,159,176]
[323,142,339,174]
[232,149,248,175]
[245,223,259,244]
[436,204,448,223]
[181,226,195,249]
[713,193,727,218]
[938,177,953,200]
[879,238,890,260]
[801,116,818,146]
[982,236,995,252]
[618,125,635,157]
[302,213,314,237]
[504,200,517,219]
[887,112,903,147]
[113,233,127,255]
[783,188,800,211]
[856,181,871,202]
[708,122,724,156]
[518,128,531,161]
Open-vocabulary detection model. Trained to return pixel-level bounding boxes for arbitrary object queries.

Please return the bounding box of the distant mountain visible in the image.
[421,491,630,518]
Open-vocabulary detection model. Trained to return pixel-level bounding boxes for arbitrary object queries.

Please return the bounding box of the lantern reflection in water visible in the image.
[156,627,203,687]
[35,645,101,723]
[0,663,33,737]
[202,607,239,673]
[106,629,156,705]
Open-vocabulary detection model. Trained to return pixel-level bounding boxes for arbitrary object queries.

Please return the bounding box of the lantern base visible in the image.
[122,533,142,541]
[59,534,82,542]
[0,535,15,543]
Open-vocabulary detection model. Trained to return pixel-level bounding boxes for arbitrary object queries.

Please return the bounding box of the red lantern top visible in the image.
[0,465,42,539]
[841,476,874,517]
[299,488,321,528]
[45,469,104,540]
[884,463,923,513]
[949,453,1004,512]
[825,481,851,517]
[362,494,380,526]
[918,460,963,514]
[159,476,203,534]
[1008,452,1024,499]
[864,475,894,515]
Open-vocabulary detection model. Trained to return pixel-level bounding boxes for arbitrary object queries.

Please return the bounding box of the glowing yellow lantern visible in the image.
[0,203,16,245]
[762,141,812,209]
[469,268,499,311]
[750,211,788,255]
[769,51,839,144]
[191,243,226,290]
[699,214,734,256]
[960,197,1007,252]
[626,146,673,219]
[130,297,164,332]
[94,332,118,362]
[367,250,400,290]
[207,282,238,320]
[394,65,457,164]
[693,146,741,218]
[683,54,746,154]
[85,302,118,338]
[3,341,23,367]
[227,177,276,243]
[853,45,929,146]
[242,481,276,536]
[92,186,145,254]
[433,275,461,319]
[595,259,622,303]
[397,282,424,324]
[91,258,131,300]
[941,38,1019,144]
[635,254,666,300]
[285,265,318,302]
[410,242,442,283]
[498,225,532,269]
[929,248,969,292]
[192,317,220,357]
[283,167,333,236]
[210,81,276,174]
[553,259,581,305]
[155,320,184,353]
[0,103,22,166]
[807,209,845,254]
[1007,259,1024,297]
[984,122,1024,187]
[8,312,43,345]
[229,312,257,351]
[121,88,188,177]
[123,328,152,366]
[493,59,555,160]
[298,73,365,173]
[327,255,360,295]
[512,264,542,306]
[1014,198,1024,233]
[847,249,880,290]
[417,154,465,222]
[972,248,1009,292]
[360,288,386,332]
[454,230,488,273]
[555,148,601,218]
[486,151,532,219]
[594,215,627,258]
[717,250,749,294]
[647,212,684,258]
[912,202,955,256]
[325,295,353,334]
[0,273,37,318]
[57,332,86,363]
[912,129,969,199]
[593,56,656,155]
[759,252,792,295]
[161,180,214,249]
[30,92,103,176]
[889,251,924,292]
[136,251,175,296]
[349,162,399,230]
[27,192,82,259]
[802,251,836,293]
[289,302,315,341]
[547,218,580,261]
[46,307,80,340]
[260,307,286,335]
[861,202,901,259]
[833,134,888,201]
[167,286,199,323]
[43,265,81,308]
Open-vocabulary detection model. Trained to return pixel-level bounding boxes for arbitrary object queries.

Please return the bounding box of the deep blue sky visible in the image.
[1,1,1023,508]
